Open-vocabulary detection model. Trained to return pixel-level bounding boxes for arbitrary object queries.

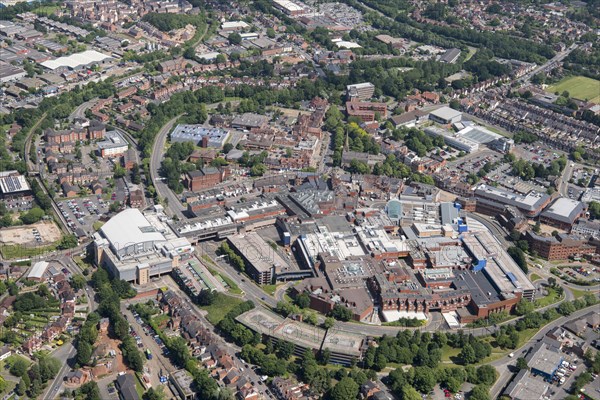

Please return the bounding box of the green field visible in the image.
[548,76,600,104]
[198,293,242,325]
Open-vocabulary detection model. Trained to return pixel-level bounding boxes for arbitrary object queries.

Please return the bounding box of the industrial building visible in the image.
[429,106,462,124]
[272,0,308,16]
[526,342,563,380]
[439,48,461,64]
[27,261,49,281]
[40,50,113,72]
[0,170,30,199]
[171,124,230,148]
[0,61,26,83]
[502,369,550,400]
[93,209,193,284]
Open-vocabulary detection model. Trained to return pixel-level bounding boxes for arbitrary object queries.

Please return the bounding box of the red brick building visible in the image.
[184,167,230,192]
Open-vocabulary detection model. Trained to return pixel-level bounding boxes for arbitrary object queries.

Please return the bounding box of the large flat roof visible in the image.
[40,50,112,71]
[430,106,462,121]
[100,209,166,251]
[475,184,550,213]
[228,232,289,273]
[541,197,584,224]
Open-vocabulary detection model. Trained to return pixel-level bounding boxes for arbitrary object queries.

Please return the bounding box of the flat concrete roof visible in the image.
[541,197,584,224]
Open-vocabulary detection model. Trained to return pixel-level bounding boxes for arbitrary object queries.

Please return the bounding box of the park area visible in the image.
[548,76,600,103]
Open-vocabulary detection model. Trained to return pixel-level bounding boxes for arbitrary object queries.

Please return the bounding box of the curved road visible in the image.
[150,115,187,219]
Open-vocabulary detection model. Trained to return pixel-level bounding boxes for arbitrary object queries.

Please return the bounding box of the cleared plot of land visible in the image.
[548,76,600,104]
[0,221,61,246]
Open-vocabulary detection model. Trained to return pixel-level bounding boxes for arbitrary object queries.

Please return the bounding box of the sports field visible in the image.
[548,76,600,104]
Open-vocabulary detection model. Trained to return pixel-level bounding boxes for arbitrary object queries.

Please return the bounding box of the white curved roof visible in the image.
[100,208,165,248]
[41,50,112,71]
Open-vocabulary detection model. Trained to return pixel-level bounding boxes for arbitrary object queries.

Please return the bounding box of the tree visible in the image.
[197,290,216,306]
[228,32,242,45]
[413,367,436,393]
[223,143,234,154]
[70,274,87,291]
[402,386,422,400]
[58,234,78,249]
[515,299,534,316]
[109,201,121,213]
[9,358,29,377]
[330,377,359,400]
[516,357,528,370]
[507,246,528,274]
[76,341,93,366]
[295,292,310,309]
[558,301,576,316]
[143,387,165,400]
[469,385,491,400]
[266,28,276,38]
[374,352,387,371]
[330,304,353,321]
[20,207,44,224]
[275,340,295,360]
[460,343,476,364]
[476,365,497,386]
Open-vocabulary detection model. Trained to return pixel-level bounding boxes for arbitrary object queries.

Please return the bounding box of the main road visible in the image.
[150,115,187,219]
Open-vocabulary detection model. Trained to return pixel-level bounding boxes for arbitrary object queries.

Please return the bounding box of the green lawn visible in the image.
[152,314,170,327]
[262,284,278,296]
[570,287,588,299]
[534,287,563,308]
[548,76,600,104]
[205,266,242,295]
[198,293,243,325]
[0,243,57,260]
[530,273,542,282]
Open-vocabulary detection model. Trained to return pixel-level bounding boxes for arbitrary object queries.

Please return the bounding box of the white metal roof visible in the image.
[40,50,112,71]
[100,209,165,249]
[28,261,49,279]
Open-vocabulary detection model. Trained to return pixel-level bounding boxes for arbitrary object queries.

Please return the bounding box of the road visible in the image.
[69,98,98,121]
[489,304,599,399]
[518,43,578,84]
[557,161,575,196]
[150,115,187,219]
[159,275,277,399]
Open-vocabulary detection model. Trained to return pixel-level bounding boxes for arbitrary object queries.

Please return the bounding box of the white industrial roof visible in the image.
[40,50,112,71]
[541,197,584,223]
[100,209,165,249]
[272,0,305,11]
[430,106,462,121]
[221,21,249,29]
[28,261,49,279]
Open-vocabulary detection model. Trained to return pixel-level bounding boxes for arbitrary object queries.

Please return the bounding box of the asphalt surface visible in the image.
[150,115,187,219]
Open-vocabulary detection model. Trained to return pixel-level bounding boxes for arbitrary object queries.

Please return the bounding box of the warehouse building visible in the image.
[526,342,563,380]
[0,62,26,83]
[40,50,113,72]
[429,106,463,124]
[424,126,479,153]
[0,170,30,199]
